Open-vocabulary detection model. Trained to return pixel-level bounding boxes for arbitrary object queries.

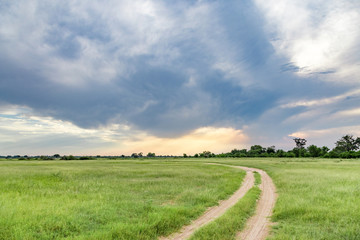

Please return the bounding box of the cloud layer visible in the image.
[0,0,359,154]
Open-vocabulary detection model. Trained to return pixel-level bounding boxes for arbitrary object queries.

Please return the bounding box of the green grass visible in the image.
[207,158,360,240]
[0,159,245,240]
[254,171,261,186]
[2,158,360,239]
[190,186,260,240]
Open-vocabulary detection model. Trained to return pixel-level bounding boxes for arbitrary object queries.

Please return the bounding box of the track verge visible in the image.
[160,165,254,240]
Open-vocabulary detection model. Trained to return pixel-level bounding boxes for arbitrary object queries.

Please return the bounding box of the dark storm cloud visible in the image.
[0,0,359,144]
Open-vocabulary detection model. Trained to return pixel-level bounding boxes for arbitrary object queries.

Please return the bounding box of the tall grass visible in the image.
[0,160,245,240]
[190,187,260,240]
[2,158,359,239]
[210,158,360,240]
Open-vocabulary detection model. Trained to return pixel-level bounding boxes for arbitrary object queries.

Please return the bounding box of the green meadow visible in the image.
[1,158,360,239]
[0,160,244,240]
[211,158,360,240]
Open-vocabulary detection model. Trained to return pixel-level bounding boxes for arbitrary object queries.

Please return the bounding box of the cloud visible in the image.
[0,0,359,154]
[255,0,360,82]
[0,105,248,155]
[0,0,279,134]
[115,126,249,155]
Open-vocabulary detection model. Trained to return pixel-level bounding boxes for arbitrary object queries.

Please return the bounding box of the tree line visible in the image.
[2,135,360,160]
[196,135,360,159]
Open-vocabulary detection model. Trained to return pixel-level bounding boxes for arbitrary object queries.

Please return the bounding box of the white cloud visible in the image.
[0,105,137,155]
[280,89,360,108]
[0,105,249,155]
[336,108,360,116]
[255,0,360,82]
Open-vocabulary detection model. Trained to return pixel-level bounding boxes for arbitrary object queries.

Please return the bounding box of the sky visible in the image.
[0,0,360,156]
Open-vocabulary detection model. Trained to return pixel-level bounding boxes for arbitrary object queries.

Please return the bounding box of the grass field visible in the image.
[208,158,360,240]
[0,160,244,240]
[190,185,261,240]
[1,158,360,239]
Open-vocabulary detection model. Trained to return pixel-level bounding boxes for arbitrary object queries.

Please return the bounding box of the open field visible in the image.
[208,158,360,239]
[0,160,244,240]
[1,158,360,239]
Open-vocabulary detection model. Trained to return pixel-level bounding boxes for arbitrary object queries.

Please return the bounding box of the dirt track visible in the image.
[160,164,277,240]
[236,167,277,240]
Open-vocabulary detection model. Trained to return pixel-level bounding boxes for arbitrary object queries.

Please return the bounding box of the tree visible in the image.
[276,149,285,157]
[335,135,360,152]
[200,151,213,158]
[308,145,321,157]
[147,152,155,157]
[321,146,329,156]
[266,146,276,154]
[294,138,307,149]
[248,145,265,156]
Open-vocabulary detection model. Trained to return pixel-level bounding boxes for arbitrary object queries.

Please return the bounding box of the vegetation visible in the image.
[196,134,360,159]
[1,157,360,239]
[4,134,360,162]
[0,160,244,240]
[212,158,360,239]
[1,134,360,239]
[190,187,261,240]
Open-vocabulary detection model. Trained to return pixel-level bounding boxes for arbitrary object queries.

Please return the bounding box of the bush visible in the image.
[286,152,296,158]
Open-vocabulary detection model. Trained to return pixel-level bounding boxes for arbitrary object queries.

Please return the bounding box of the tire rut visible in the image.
[159,164,277,240]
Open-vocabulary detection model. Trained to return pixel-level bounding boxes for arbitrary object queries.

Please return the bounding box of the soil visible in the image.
[159,164,277,240]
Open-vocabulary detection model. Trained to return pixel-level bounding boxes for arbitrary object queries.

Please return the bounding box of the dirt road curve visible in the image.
[160,164,277,240]
[236,167,277,240]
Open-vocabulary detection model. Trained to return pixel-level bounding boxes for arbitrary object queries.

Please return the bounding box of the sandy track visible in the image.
[160,166,254,240]
[236,167,277,240]
[159,164,276,240]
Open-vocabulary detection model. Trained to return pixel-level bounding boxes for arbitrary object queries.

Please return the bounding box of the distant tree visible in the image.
[248,145,265,157]
[308,145,322,157]
[294,138,307,149]
[266,146,276,154]
[200,151,213,158]
[335,135,360,152]
[61,155,76,160]
[138,152,143,157]
[229,149,247,157]
[194,153,199,158]
[131,153,139,158]
[286,152,296,158]
[291,147,308,158]
[147,152,156,157]
[328,150,339,158]
[321,146,330,156]
[53,154,60,158]
[183,153,188,158]
[276,149,285,157]
[40,155,54,160]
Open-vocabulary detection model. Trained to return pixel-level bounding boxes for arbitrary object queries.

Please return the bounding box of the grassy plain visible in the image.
[0,159,244,240]
[1,158,360,240]
[207,158,360,240]
[190,186,261,240]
